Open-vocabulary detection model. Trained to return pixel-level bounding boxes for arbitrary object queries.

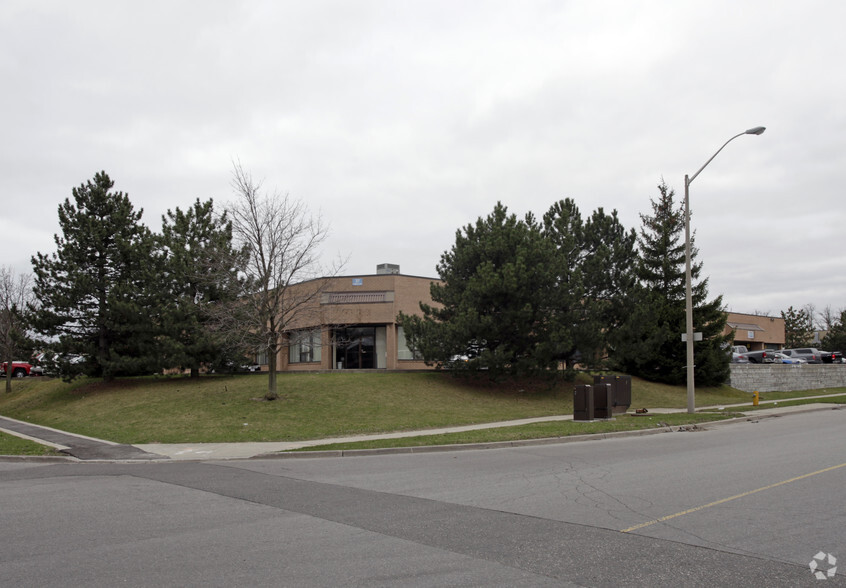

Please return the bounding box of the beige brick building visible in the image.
[270,264,439,371]
[266,266,783,370]
[724,312,785,350]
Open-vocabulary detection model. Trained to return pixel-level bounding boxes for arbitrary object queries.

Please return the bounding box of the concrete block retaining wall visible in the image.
[728,364,846,392]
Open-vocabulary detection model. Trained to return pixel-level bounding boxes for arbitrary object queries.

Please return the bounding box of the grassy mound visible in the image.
[0,371,750,444]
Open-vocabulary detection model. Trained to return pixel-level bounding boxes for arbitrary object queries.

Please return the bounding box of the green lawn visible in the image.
[0,372,840,451]
[0,430,62,456]
[292,412,744,451]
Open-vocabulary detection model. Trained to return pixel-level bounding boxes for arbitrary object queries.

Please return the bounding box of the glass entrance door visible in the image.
[334,327,375,369]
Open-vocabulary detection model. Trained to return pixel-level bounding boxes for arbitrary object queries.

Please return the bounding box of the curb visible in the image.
[703,403,842,428]
[252,404,843,460]
[2,403,841,463]
[252,426,677,459]
[0,454,78,463]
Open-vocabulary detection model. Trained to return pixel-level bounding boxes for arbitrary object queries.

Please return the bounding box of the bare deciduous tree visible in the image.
[1,266,33,393]
[803,303,818,331]
[818,305,842,333]
[223,163,342,400]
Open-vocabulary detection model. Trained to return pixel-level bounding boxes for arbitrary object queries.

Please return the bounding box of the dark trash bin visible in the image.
[573,385,595,421]
[593,383,614,419]
[594,375,631,415]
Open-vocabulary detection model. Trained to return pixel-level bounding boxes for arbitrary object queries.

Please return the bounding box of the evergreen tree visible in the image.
[581,207,638,364]
[613,180,730,386]
[540,199,585,369]
[158,199,245,377]
[31,172,160,380]
[400,202,561,376]
[821,309,846,353]
[781,305,815,348]
[542,200,637,369]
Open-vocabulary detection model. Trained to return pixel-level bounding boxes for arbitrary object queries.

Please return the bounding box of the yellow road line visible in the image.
[620,461,846,533]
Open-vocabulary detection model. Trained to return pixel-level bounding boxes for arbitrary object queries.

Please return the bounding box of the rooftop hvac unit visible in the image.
[376,263,400,275]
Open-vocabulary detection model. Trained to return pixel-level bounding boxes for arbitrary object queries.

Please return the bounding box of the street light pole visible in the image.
[684,126,765,414]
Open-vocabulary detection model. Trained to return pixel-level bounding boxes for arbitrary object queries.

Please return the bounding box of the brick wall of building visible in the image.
[725,312,785,351]
[277,272,440,371]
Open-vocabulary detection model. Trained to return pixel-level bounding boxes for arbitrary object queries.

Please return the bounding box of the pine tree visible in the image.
[542,200,637,369]
[31,172,159,380]
[613,180,730,386]
[401,200,637,377]
[781,305,815,348]
[821,309,846,353]
[400,202,561,376]
[541,199,586,369]
[158,199,245,377]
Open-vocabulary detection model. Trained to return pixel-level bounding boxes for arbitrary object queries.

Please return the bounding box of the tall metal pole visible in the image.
[684,126,765,414]
[684,174,695,414]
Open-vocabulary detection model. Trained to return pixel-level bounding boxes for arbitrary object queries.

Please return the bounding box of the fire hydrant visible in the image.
[753,391,759,407]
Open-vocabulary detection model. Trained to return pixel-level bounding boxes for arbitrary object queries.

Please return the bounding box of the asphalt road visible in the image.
[1,408,844,587]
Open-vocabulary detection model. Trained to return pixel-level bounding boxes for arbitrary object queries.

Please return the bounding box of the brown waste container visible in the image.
[573,385,595,421]
[593,383,614,419]
[593,375,632,415]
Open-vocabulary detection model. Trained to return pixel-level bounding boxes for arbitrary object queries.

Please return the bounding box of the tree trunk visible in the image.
[266,343,279,401]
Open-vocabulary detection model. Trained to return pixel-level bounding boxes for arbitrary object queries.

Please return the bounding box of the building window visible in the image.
[289,329,322,363]
[397,326,423,360]
[255,349,268,365]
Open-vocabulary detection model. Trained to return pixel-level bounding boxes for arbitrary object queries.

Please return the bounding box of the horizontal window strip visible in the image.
[324,291,391,304]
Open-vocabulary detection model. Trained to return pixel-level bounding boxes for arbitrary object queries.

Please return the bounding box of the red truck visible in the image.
[0,361,33,378]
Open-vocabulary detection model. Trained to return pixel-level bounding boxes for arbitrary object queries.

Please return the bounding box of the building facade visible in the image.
[267,268,787,370]
[724,312,785,350]
[272,264,439,371]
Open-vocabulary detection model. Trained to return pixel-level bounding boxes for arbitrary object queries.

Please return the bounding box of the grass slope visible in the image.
[0,431,62,456]
[0,371,754,445]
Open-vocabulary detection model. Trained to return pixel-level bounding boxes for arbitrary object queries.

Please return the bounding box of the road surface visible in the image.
[1,408,844,586]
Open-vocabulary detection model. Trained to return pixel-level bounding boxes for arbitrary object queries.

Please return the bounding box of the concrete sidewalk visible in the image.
[136,396,844,460]
[0,415,166,461]
[2,395,843,462]
[134,414,579,461]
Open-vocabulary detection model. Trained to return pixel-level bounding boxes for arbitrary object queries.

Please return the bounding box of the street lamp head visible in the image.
[745,126,766,135]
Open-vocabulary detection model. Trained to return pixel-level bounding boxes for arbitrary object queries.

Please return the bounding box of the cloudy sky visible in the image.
[2,1,844,319]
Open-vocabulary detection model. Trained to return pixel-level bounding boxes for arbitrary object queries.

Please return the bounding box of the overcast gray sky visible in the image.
[2,1,844,319]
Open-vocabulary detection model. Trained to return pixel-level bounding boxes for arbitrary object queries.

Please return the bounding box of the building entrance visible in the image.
[334,327,376,369]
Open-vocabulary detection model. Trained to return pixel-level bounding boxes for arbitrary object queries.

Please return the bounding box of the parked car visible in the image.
[772,352,806,364]
[819,350,843,364]
[730,345,750,363]
[744,349,778,364]
[779,348,824,364]
[37,353,86,377]
[0,361,33,378]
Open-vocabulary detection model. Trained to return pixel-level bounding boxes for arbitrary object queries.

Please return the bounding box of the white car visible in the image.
[773,352,806,364]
